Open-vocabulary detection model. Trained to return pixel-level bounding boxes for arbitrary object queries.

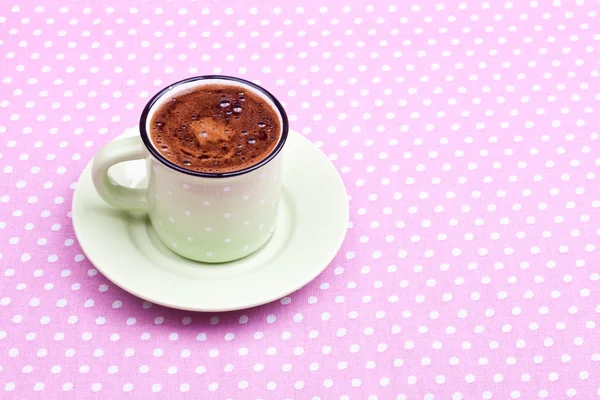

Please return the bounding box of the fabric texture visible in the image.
[0,1,599,398]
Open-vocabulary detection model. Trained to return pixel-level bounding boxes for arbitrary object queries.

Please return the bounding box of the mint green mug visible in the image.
[91,76,288,263]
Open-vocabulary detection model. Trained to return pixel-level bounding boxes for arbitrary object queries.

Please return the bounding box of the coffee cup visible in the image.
[91,75,288,263]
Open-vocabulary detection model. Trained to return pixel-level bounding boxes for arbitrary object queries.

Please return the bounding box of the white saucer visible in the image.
[72,128,348,311]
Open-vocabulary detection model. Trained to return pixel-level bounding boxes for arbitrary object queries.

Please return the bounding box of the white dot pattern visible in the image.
[1,1,600,398]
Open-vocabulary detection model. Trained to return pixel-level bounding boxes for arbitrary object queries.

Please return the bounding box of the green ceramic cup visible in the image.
[91,76,289,263]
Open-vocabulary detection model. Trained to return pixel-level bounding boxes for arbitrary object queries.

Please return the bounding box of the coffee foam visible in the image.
[149,81,282,174]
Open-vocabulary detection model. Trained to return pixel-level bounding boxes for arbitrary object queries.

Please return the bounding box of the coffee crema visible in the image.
[149,84,281,173]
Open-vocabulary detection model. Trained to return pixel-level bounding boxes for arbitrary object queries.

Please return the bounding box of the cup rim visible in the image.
[139,75,289,178]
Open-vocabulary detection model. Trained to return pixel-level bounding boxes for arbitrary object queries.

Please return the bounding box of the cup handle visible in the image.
[91,135,150,212]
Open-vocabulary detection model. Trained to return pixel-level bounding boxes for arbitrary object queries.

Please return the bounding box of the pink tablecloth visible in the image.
[1,1,599,398]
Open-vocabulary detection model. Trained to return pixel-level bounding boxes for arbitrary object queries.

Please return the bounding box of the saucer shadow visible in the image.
[98,269,324,335]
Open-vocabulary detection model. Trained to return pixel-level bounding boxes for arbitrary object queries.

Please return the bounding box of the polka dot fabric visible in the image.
[1,1,599,398]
